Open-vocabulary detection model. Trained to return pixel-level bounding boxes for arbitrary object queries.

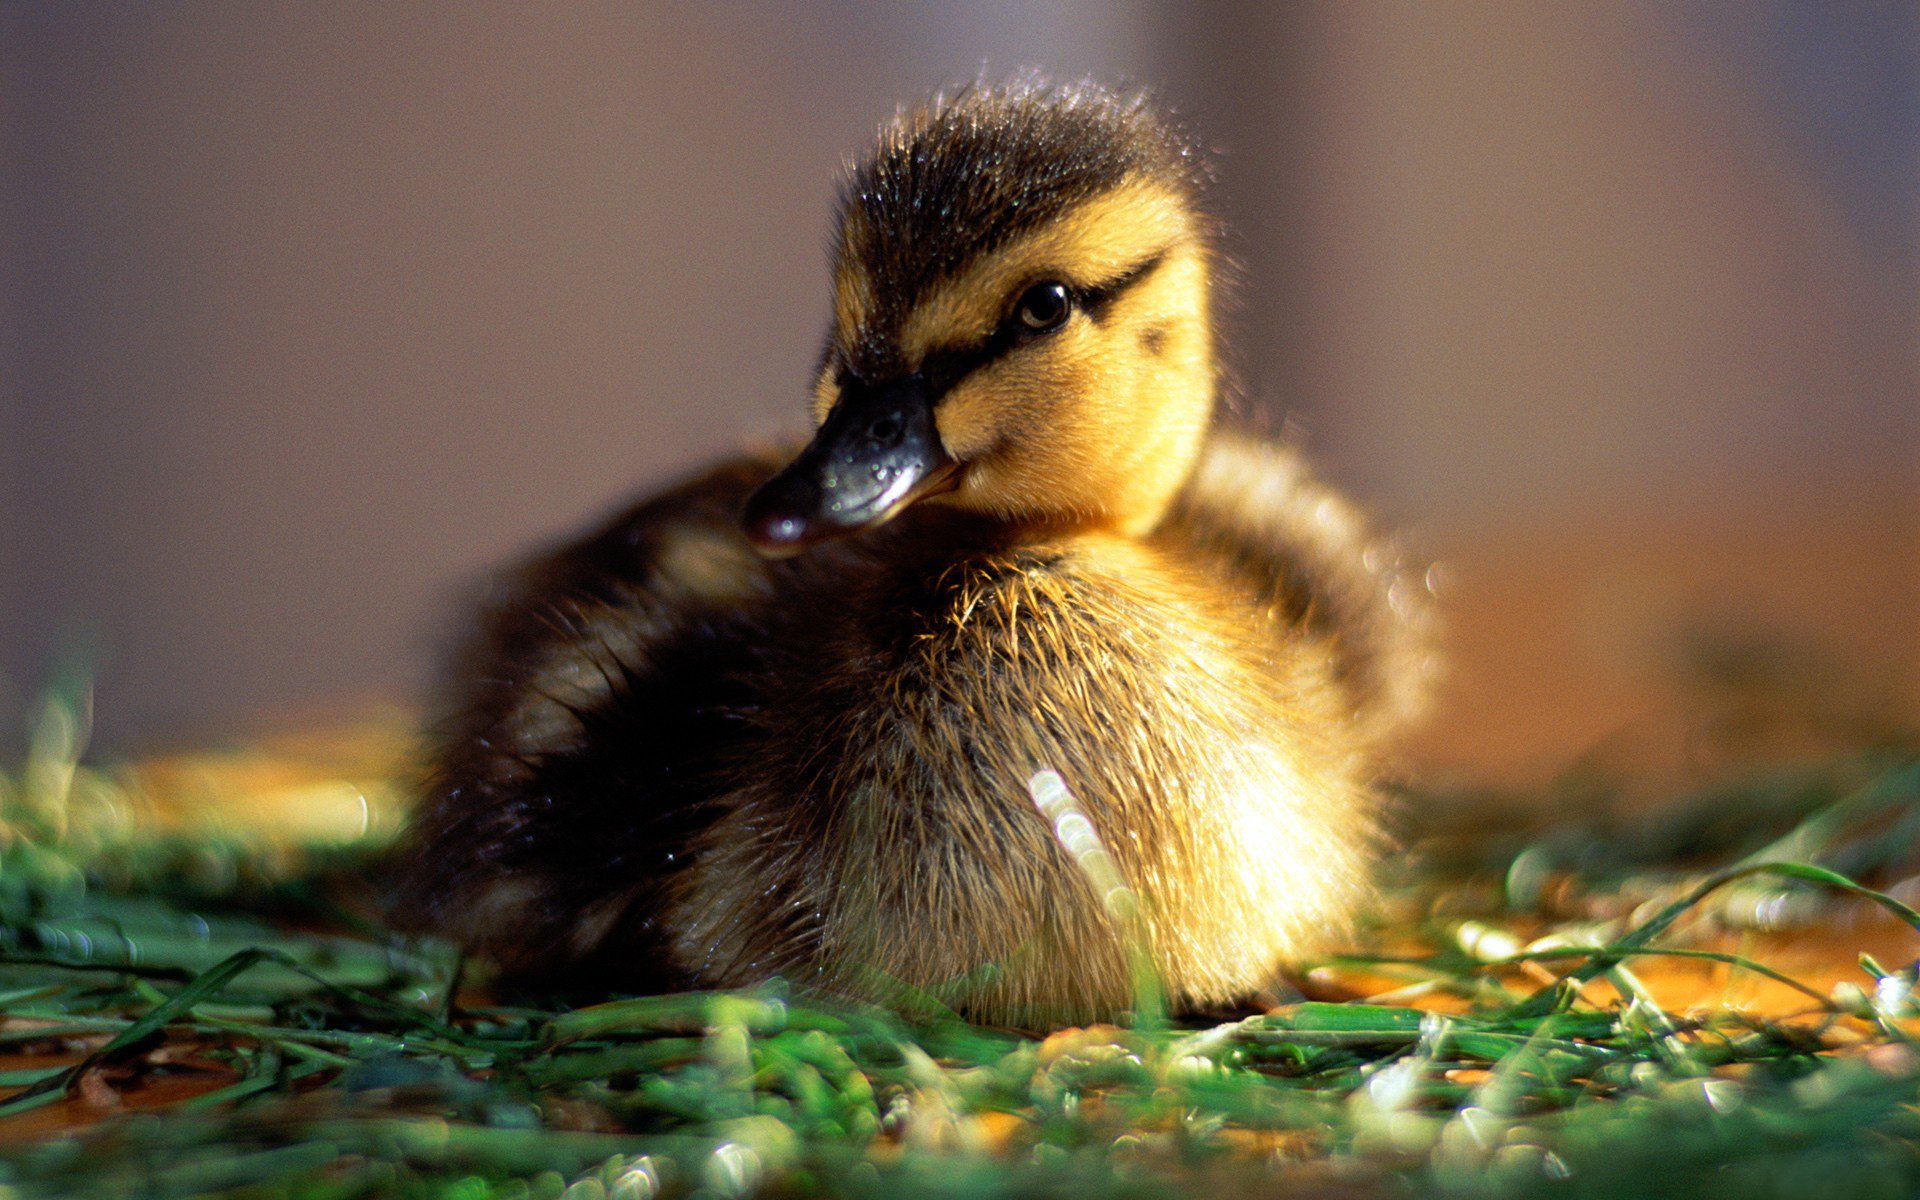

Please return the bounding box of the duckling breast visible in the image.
[667,529,1379,1027]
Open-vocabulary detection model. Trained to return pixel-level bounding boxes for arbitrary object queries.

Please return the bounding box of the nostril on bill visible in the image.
[867,414,903,447]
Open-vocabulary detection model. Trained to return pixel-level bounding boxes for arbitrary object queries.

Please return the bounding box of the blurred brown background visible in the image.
[4,2,1915,783]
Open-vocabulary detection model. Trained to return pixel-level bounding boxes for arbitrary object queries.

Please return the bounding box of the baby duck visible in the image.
[398,80,1429,1027]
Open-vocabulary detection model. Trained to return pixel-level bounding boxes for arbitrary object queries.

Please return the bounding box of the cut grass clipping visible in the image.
[2,683,1919,1198]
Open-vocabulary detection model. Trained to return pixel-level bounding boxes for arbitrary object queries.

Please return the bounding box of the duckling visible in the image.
[396,79,1430,1027]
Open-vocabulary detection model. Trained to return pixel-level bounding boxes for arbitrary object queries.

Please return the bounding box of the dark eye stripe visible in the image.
[843,247,1175,401]
[922,248,1174,395]
[1076,250,1168,323]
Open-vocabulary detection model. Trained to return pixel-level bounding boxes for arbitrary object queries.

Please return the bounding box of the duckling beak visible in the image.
[742,373,959,557]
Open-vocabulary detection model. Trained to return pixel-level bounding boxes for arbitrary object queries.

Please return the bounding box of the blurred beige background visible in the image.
[4,2,1915,782]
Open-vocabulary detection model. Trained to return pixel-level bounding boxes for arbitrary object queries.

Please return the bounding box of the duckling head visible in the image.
[744,79,1217,554]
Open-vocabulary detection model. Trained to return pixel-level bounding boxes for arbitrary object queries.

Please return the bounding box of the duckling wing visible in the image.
[1159,429,1435,744]
[394,453,784,988]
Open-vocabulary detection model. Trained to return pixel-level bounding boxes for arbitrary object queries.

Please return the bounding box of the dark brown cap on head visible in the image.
[835,77,1209,364]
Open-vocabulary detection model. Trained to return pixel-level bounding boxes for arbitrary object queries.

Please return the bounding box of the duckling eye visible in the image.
[1014,281,1072,333]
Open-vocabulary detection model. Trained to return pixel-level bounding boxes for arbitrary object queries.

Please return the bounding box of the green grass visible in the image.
[1,685,1918,1199]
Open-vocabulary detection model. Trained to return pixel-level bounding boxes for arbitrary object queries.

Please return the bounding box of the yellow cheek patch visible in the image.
[899,180,1195,360]
[934,242,1211,452]
[933,323,1100,461]
[931,238,1215,533]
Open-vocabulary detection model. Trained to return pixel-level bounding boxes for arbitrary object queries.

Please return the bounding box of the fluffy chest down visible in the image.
[668,534,1377,1026]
